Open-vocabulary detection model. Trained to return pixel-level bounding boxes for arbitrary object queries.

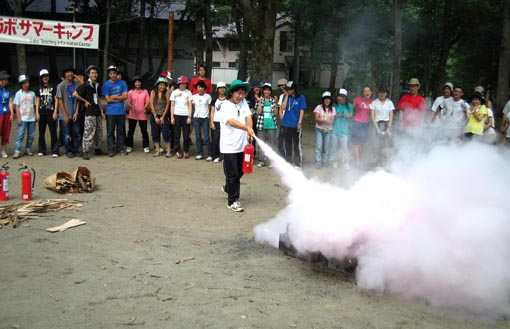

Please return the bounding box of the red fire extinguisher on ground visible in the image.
[242,143,255,174]
[0,163,10,201]
[19,164,36,201]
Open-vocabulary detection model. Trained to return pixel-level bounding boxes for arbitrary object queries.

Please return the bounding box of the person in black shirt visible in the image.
[35,69,58,157]
[73,65,105,160]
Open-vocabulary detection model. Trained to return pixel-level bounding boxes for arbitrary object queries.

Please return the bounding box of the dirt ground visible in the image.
[0,118,509,329]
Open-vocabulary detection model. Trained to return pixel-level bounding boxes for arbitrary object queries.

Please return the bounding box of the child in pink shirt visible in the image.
[126,76,150,153]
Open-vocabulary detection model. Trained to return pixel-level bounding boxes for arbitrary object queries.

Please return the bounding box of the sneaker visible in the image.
[175,151,182,159]
[159,148,164,153]
[165,151,172,158]
[51,153,59,158]
[12,151,21,159]
[206,156,213,162]
[83,152,90,160]
[2,151,8,158]
[257,162,264,168]
[108,151,114,157]
[153,151,159,157]
[227,200,244,212]
[268,164,272,169]
[37,152,44,156]
[144,147,150,153]
[195,155,203,160]
[119,150,128,156]
[183,152,189,159]
[25,149,33,156]
[213,157,220,163]
[66,152,75,158]
[126,147,132,153]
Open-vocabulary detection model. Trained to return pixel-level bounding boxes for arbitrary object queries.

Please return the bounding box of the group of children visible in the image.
[313,78,508,170]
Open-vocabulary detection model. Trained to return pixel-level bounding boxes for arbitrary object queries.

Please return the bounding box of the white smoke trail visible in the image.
[253,136,510,321]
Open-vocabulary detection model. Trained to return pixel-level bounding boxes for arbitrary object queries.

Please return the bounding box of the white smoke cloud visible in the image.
[254,137,510,322]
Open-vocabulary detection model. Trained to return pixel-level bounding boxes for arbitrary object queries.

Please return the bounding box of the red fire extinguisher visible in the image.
[0,162,10,201]
[19,164,36,201]
[242,143,255,174]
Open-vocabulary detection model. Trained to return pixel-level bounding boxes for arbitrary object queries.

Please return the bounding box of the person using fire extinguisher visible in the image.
[220,79,255,212]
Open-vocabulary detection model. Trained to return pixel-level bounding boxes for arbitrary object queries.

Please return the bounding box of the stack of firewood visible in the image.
[0,199,82,228]
[44,167,95,193]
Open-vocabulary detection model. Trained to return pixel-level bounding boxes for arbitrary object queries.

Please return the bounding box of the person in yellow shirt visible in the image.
[464,92,487,141]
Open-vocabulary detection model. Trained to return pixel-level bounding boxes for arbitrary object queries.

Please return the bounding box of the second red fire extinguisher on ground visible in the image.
[242,143,255,174]
[19,164,36,201]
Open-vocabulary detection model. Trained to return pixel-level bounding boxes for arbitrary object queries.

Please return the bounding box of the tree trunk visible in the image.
[194,14,205,67]
[135,0,147,75]
[102,0,112,81]
[292,8,301,83]
[433,0,453,95]
[48,0,58,79]
[14,0,27,74]
[203,0,213,78]
[237,0,278,83]
[329,62,338,91]
[496,0,510,113]
[391,0,403,102]
[233,4,249,81]
[147,0,155,75]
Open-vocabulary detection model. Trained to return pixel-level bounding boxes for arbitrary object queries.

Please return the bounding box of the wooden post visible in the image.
[168,11,174,73]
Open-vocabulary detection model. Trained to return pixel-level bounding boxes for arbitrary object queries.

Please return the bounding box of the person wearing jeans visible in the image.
[56,67,80,158]
[313,91,335,168]
[331,88,353,169]
[191,80,212,160]
[13,74,36,159]
[102,65,128,157]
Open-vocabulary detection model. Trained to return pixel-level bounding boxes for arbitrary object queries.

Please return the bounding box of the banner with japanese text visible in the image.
[0,16,99,49]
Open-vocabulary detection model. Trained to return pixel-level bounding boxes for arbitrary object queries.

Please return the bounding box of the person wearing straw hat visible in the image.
[0,70,13,158]
[35,69,58,157]
[464,92,487,141]
[12,74,37,159]
[210,81,227,163]
[221,79,254,212]
[397,78,427,130]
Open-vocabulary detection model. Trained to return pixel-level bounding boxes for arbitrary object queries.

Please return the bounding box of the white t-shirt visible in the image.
[430,95,450,127]
[13,90,36,122]
[212,97,227,123]
[170,88,192,116]
[370,98,394,122]
[220,99,251,154]
[442,98,468,130]
[191,93,212,118]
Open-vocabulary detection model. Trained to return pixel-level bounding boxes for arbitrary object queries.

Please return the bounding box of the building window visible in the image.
[228,61,238,68]
[229,40,240,51]
[212,61,221,68]
[213,41,220,52]
[280,31,294,53]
